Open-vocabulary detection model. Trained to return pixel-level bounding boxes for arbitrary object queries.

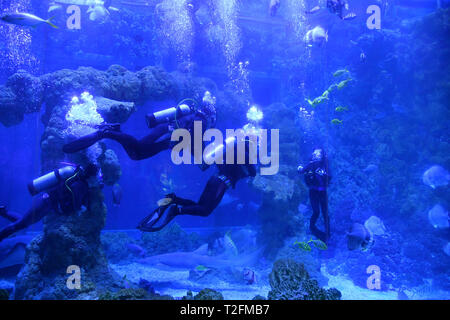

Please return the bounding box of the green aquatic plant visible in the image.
[294,239,328,252]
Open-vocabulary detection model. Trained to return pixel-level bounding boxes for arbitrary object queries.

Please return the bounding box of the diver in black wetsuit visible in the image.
[298,148,332,243]
[0,164,99,242]
[306,0,356,20]
[138,137,257,232]
[327,0,347,19]
[63,94,217,161]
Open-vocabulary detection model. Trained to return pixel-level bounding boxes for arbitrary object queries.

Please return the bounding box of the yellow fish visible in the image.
[337,79,352,89]
[310,239,328,250]
[333,68,349,77]
[331,119,343,125]
[335,106,348,112]
[294,241,312,252]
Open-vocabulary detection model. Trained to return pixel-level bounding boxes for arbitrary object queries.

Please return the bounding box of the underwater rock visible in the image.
[137,66,177,102]
[364,215,387,236]
[182,288,224,300]
[193,288,224,300]
[252,174,294,202]
[170,71,219,103]
[140,222,201,256]
[98,288,174,300]
[0,86,22,127]
[267,259,341,300]
[101,231,136,263]
[0,65,244,129]
[0,289,9,300]
[40,67,107,112]
[99,149,122,186]
[138,278,156,295]
[275,239,328,287]
[94,97,136,124]
[252,295,267,300]
[14,195,122,300]
[104,65,142,102]
[6,70,44,114]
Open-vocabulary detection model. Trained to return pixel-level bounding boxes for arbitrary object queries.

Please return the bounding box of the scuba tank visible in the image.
[146,103,192,128]
[28,166,78,196]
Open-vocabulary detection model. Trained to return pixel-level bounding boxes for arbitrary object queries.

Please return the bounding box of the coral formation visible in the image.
[99,288,174,300]
[268,259,341,300]
[140,223,201,256]
[183,288,224,300]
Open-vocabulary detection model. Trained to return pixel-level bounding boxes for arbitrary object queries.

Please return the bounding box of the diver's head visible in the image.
[197,91,217,129]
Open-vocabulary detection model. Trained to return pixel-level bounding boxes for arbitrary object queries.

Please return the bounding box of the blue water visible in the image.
[0,0,449,300]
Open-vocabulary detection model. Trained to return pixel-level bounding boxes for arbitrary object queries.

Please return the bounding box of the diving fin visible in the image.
[157,197,173,207]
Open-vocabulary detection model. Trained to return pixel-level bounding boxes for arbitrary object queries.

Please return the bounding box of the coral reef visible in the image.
[140,223,201,256]
[275,239,328,287]
[101,232,136,263]
[267,259,341,300]
[98,288,174,300]
[183,288,224,300]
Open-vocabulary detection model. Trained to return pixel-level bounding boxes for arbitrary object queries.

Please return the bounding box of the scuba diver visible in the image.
[0,163,100,242]
[138,135,257,232]
[306,0,356,20]
[63,92,217,160]
[298,148,332,243]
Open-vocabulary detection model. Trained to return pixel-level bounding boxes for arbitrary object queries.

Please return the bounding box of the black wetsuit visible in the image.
[0,176,89,242]
[300,159,331,243]
[172,140,257,218]
[63,113,207,161]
